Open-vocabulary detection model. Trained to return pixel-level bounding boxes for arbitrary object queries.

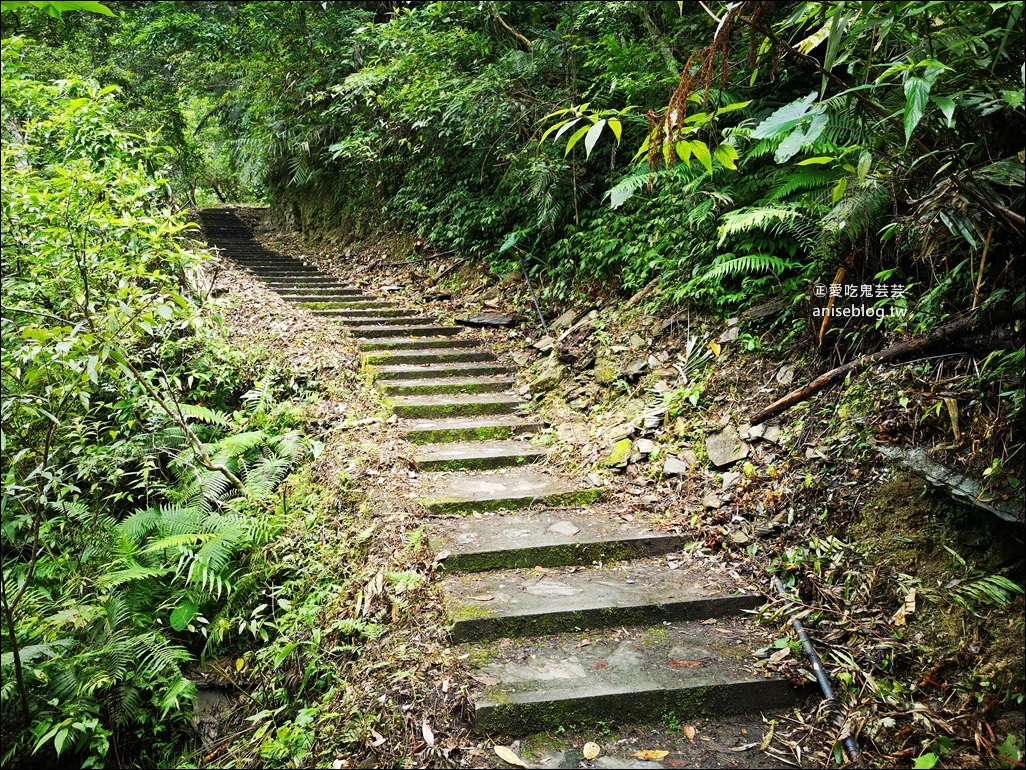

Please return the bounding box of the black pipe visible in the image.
[772,575,861,763]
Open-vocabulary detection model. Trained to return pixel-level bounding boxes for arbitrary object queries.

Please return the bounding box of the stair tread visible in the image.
[415,439,543,463]
[445,555,755,621]
[431,511,684,570]
[469,619,797,730]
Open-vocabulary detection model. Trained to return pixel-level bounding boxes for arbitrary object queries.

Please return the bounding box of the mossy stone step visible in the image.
[360,337,477,351]
[312,308,418,319]
[469,620,798,733]
[402,415,541,444]
[445,557,762,642]
[261,277,347,285]
[415,470,600,514]
[281,292,378,302]
[379,375,515,396]
[413,439,545,472]
[353,325,461,339]
[287,297,385,308]
[337,315,436,327]
[431,512,685,573]
[267,284,363,293]
[389,393,522,419]
[372,361,510,381]
[364,349,493,366]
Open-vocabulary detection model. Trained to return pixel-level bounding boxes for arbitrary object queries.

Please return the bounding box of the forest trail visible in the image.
[199,208,801,746]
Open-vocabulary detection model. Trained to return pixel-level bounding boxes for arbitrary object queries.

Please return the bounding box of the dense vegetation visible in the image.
[2,0,1023,767]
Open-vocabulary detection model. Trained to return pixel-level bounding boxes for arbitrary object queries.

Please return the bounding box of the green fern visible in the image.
[692,253,800,284]
[716,205,804,245]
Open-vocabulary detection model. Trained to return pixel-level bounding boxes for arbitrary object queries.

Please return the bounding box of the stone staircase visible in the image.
[200,208,799,740]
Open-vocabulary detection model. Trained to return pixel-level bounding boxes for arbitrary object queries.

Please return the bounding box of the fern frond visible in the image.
[178,404,231,427]
[716,205,803,245]
[693,253,799,284]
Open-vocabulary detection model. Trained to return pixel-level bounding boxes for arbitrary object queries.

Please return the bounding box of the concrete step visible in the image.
[246,267,322,275]
[364,348,493,366]
[414,470,600,514]
[261,277,347,285]
[295,301,391,311]
[308,308,417,319]
[373,361,510,382]
[431,512,686,573]
[359,337,477,351]
[379,375,515,396]
[275,288,369,297]
[468,620,798,733]
[445,557,761,642]
[319,307,417,318]
[403,415,542,444]
[266,283,362,292]
[413,439,545,472]
[336,315,435,327]
[389,393,522,419]
[353,325,462,339]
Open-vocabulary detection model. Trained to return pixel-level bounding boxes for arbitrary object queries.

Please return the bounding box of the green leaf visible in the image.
[832,177,849,203]
[583,119,606,157]
[752,92,818,139]
[913,753,939,769]
[713,144,739,170]
[1,1,114,15]
[715,100,752,116]
[857,150,872,181]
[170,600,199,632]
[552,117,582,143]
[904,76,931,145]
[498,233,517,253]
[933,96,956,127]
[564,123,592,155]
[540,118,573,143]
[797,156,835,166]
[689,140,712,174]
[607,117,622,142]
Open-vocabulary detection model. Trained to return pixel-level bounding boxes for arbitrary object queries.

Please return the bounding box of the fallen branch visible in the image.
[751,300,1025,425]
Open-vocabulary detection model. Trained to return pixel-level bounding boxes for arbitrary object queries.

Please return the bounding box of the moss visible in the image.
[598,438,633,468]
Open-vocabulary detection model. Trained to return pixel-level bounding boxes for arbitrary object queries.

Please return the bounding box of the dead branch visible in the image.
[751,300,1025,425]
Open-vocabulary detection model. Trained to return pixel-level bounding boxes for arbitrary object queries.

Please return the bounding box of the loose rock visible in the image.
[706,424,749,468]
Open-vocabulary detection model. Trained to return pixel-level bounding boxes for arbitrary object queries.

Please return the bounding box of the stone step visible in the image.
[415,470,600,514]
[309,308,419,320]
[403,415,541,444]
[413,440,545,472]
[373,361,510,382]
[359,337,477,351]
[431,512,686,573]
[234,259,308,267]
[261,277,347,285]
[246,266,321,274]
[389,393,522,419]
[292,300,389,309]
[338,315,436,327]
[445,557,761,642]
[266,283,363,293]
[379,375,515,396]
[353,325,461,339]
[275,288,369,297]
[364,348,493,366]
[467,620,798,734]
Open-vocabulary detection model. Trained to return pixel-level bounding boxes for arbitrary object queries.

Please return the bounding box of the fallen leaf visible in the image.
[709,340,722,357]
[470,673,500,686]
[668,659,703,669]
[576,639,592,648]
[494,745,530,768]
[470,594,494,602]
[591,660,608,670]
[700,618,717,625]
[633,749,670,760]
[434,549,451,562]
[583,741,600,760]
[760,722,775,752]
[368,729,385,748]
[422,720,435,747]
[683,725,697,743]
[729,743,759,752]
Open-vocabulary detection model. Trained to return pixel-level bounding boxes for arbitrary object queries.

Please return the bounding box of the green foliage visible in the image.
[0,42,304,767]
